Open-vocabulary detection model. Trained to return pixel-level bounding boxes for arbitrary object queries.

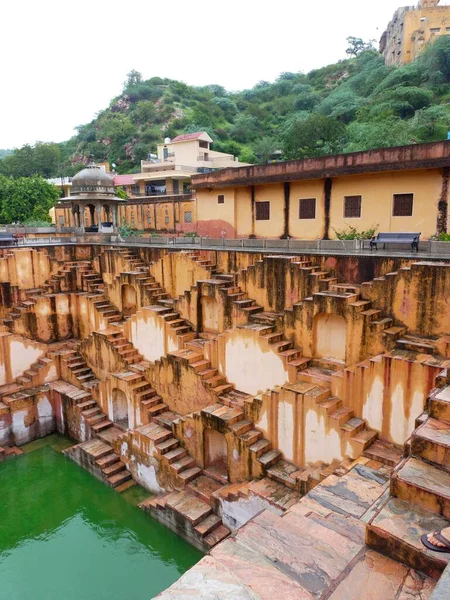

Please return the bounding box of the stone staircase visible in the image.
[367,372,450,579]
[115,368,166,424]
[87,293,123,327]
[65,437,135,492]
[133,421,232,551]
[103,328,145,366]
[116,248,149,273]
[140,489,230,552]
[15,354,54,387]
[60,348,101,391]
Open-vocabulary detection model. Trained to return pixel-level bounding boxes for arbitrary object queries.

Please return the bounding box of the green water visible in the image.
[0,437,202,600]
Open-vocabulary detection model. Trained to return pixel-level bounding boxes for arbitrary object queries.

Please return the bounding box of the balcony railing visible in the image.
[131,190,192,198]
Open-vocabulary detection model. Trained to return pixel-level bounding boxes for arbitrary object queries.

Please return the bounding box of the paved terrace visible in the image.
[4,234,450,260]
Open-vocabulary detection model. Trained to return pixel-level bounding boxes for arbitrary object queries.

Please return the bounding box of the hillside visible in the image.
[2,36,450,177]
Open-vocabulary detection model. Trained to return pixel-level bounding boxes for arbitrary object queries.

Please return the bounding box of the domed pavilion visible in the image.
[58,164,126,233]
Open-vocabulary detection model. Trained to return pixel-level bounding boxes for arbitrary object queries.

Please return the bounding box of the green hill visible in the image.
[3,36,450,177]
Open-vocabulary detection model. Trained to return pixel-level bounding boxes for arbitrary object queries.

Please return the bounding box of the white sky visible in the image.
[0,0,434,148]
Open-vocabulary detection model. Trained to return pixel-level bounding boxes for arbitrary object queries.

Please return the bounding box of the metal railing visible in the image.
[7,234,444,256]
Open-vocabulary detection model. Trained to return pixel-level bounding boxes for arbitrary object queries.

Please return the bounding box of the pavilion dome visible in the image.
[71,164,116,197]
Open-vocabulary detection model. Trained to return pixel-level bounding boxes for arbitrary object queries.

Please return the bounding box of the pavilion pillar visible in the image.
[95,205,102,230]
[112,204,118,229]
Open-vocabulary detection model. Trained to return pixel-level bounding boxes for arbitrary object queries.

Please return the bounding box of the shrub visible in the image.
[333,224,378,240]
[119,224,140,237]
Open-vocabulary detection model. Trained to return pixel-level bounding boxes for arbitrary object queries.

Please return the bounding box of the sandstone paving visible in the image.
[367,497,450,578]
[394,458,450,516]
[155,538,312,599]
[234,508,365,597]
[304,462,390,518]
[328,550,435,600]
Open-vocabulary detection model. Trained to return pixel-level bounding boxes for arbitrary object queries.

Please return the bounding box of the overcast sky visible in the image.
[0,0,439,148]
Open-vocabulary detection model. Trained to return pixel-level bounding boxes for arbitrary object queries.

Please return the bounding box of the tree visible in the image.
[0,142,61,178]
[253,137,279,164]
[344,119,413,153]
[281,114,346,159]
[0,176,60,223]
[123,70,143,91]
[345,37,376,57]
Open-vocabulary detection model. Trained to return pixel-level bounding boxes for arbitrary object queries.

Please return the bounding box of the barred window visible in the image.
[299,198,316,219]
[344,195,362,218]
[255,201,270,221]
[218,194,225,204]
[184,211,192,223]
[393,193,413,216]
[165,216,169,224]
[147,211,151,224]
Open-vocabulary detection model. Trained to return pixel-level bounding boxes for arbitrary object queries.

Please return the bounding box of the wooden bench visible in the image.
[0,233,18,246]
[370,232,421,252]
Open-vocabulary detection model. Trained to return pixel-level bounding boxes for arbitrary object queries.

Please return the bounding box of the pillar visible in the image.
[112,204,118,229]
[95,205,102,230]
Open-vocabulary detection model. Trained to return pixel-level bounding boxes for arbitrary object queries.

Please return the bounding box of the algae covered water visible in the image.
[0,437,202,600]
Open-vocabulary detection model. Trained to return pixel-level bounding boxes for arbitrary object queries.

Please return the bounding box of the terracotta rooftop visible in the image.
[171,132,205,142]
[114,174,135,186]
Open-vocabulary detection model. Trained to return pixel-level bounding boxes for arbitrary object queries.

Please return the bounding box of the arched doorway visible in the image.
[121,284,137,316]
[112,388,128,428]
[313,313,347,363]
[204,428,228,481]
[201,296,219,333]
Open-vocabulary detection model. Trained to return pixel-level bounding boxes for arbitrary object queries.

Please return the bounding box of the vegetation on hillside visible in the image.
[2,36,450,177]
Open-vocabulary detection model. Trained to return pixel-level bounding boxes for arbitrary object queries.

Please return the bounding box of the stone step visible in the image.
[155,437,179,455]
[237,429,262,446]
[249,438,272,458]
[81,407,101,418]
[329,406,354,426]
[194,514,222,537]
[351,428,378,451]
[258,449,281,468]
[115,479,136,493]
[411,418,450,470]
[318,396,342,415]
[367,497,450,579]
[96,452,120,468]
[148,403,167,416]
[225,416,253,435]
[363,440,403,467]
[177,467,202,484]
[429,386,450,423]
[164,446,188,464]
[203,524,230,548]
[171,455,196,474]
[91,419,112,432]
[107,470,132,488]
[213,384,234,395]
[166,491,213,526]
[103,461,125,476]
[77,399,97,411]
[85,413,105,425]
[186,475,223,505]
[81,439,112,459]
[267,459,299,490]
[397,337,436,354]
[341,417,365,435]
[392,457,450,518]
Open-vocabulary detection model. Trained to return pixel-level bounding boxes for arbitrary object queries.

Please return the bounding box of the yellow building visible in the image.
[191,141,450,240]
[380,0,450,66]
[112,132,249,233]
